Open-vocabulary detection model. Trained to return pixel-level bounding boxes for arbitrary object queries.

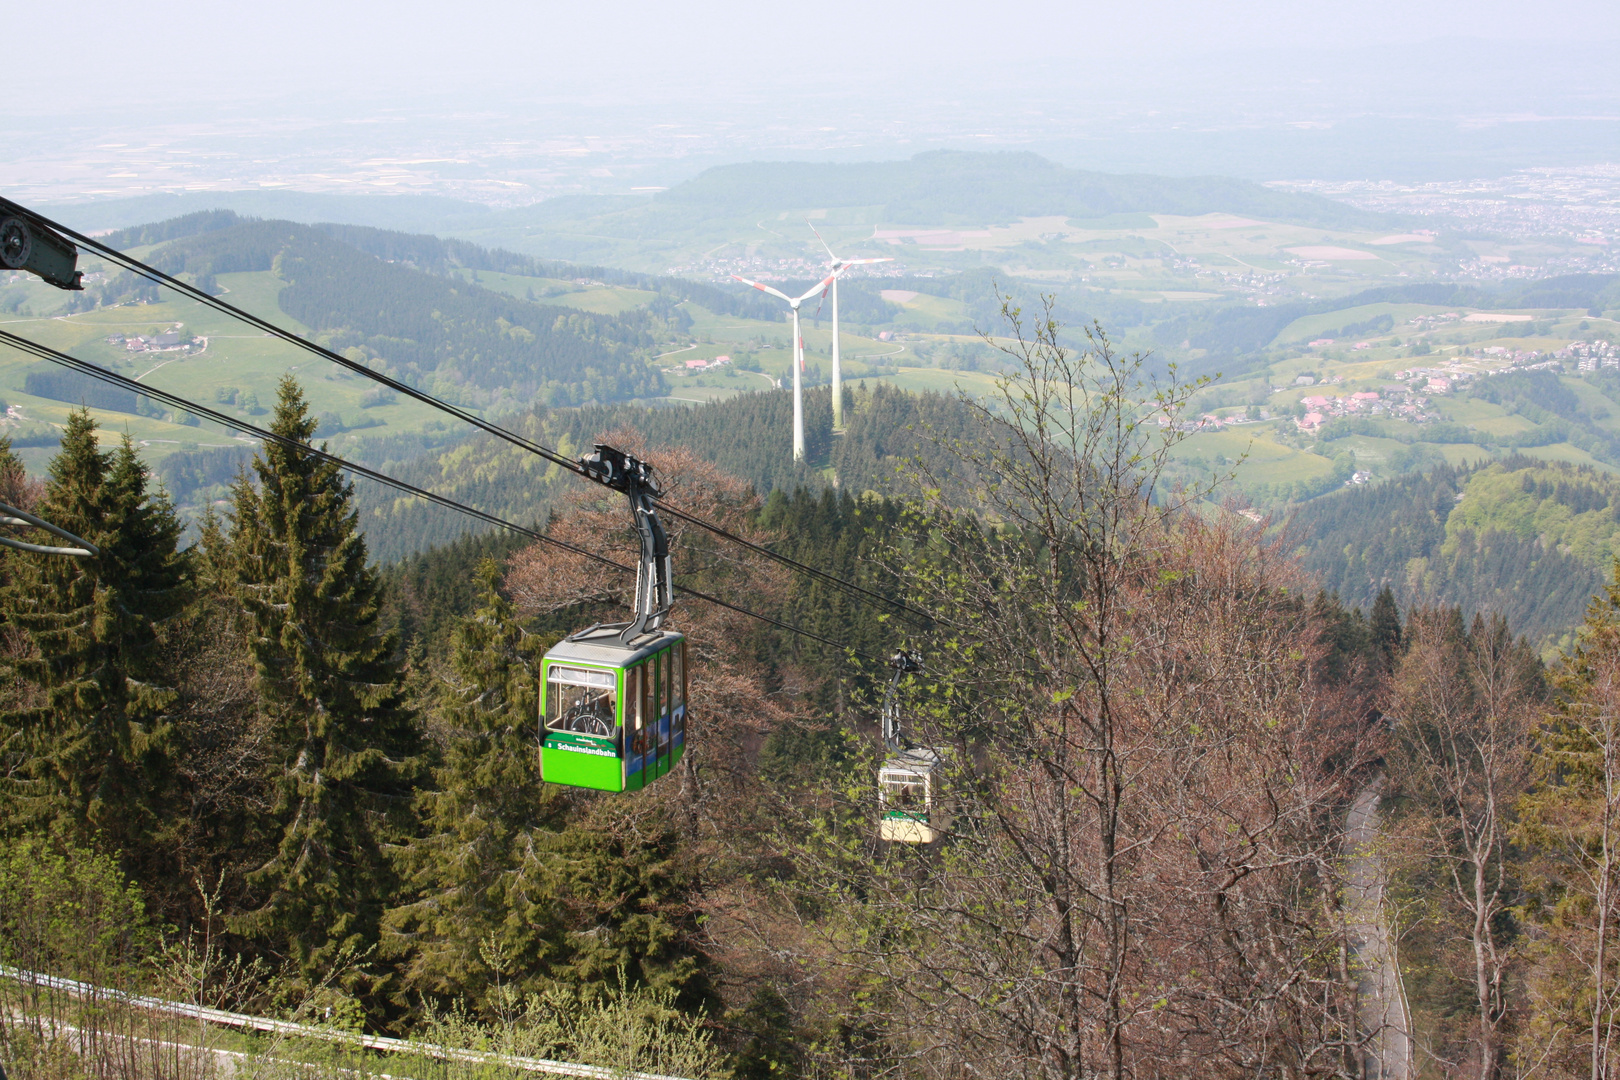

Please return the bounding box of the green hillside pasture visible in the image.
[876,366,1005,399]
[450,269,663,315]
[1513,442,1619,473]
[1559,376,1620,436]
[1273,303,1454,347]
[681,303,784,337]
[1175,427,1336,485]
[553,286,663,316]
[0,272,83,318]
[0,274,457,456]
[208,271,311,333]
[1440,398,1542,438]
[639,386,748,406]
[884,291,973,329]
[1,387,243,473]
[1319,433,1412,469]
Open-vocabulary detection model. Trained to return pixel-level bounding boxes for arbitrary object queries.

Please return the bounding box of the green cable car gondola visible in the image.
[539,445,688,792]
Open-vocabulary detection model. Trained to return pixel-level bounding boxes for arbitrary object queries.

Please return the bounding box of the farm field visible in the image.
[458,191,1604,317]
[0,268,455,471]
[1,193,1616,514]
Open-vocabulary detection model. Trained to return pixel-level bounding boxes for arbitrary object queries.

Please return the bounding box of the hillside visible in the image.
[4,205,1618,524]
[108,215,669,410]
[651,151,1397,230]
[1289,455,1620,650]
[348,382,975,562]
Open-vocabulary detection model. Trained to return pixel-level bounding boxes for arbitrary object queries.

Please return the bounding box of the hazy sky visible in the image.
[17,0,1620,111]
[4,0,1614,202]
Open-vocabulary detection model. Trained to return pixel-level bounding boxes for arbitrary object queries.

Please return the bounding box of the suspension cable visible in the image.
[0,328,874,658]
[0,196,929,626]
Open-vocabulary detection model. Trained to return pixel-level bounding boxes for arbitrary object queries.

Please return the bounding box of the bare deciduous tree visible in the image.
[1387,609,1539,1080]
[759,299,1369,1080]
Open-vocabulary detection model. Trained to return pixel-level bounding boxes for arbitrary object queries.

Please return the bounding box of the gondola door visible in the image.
[671,641,686,769]
[654,649,671,779]
[624,664,645,791]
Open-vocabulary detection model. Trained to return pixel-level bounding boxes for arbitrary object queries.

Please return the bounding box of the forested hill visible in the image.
[654,150,1396,231]
[94,214,669,410]
[103,211,786,324]
[1290,455,1620,650]
[1158,273,1620,366]
[349,382,979,562]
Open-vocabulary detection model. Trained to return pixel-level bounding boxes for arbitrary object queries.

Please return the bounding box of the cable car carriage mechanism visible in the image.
[877,651,949,844]
[539,446,688,792]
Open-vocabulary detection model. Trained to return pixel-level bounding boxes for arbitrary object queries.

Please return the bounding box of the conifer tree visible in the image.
[0,434,33,510]
[385,558,712,1012]
[1516,561,1620,1076]
[1371,584,1403,669]
[230,377,420,978]
[383,558,569,1009]
[0,435,36,613]
[1,412,185,856]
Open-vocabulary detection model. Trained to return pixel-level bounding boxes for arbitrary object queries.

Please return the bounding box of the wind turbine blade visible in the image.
[808,222,838,262]
[792,274,837,304]
[730,273,793,304]
[842,257,895,266]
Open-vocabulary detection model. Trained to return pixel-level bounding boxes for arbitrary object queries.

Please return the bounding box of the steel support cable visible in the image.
[0,500,99,557]
[0,328,871,658]
[0,197,929,627]
[649,501,930,626]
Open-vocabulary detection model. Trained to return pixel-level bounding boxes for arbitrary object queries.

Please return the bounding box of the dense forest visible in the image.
[139,380,980,563]
[1290,455,1620,650]
[10,308,1620,1080]
[83,214,671,410]
[348,380,978,562]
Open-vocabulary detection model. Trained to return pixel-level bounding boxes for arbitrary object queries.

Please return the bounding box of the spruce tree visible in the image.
[383,558,569,1009]
[0,435,34,610]
[385,558,713,1013]
[1,413,185,856]
[1371,584,1403,669]
[230,377,420,979]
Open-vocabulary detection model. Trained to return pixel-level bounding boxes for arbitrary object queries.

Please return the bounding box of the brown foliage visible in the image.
[504,429,811,845]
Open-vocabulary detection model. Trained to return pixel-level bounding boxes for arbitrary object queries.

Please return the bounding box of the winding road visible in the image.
[1344,774,1414,1079]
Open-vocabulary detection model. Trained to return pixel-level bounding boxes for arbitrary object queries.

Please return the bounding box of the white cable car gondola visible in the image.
[877,652,949,844]
[538,446,687,793]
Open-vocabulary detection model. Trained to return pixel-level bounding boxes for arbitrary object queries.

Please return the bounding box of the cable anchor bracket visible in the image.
[577,444,672,644]
[881,650,924,752]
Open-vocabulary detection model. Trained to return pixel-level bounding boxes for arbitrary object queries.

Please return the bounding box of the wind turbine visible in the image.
[730,272,834,462]
[810,224,892,429]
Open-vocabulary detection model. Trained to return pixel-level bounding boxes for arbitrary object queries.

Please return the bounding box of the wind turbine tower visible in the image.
[810,224,892,429]
[730,272,834,462]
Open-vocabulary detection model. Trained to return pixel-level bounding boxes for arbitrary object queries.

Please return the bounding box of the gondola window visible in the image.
[545,667,618,740]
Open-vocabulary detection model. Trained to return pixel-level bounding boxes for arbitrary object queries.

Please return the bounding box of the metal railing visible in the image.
[0,966,692,1080]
